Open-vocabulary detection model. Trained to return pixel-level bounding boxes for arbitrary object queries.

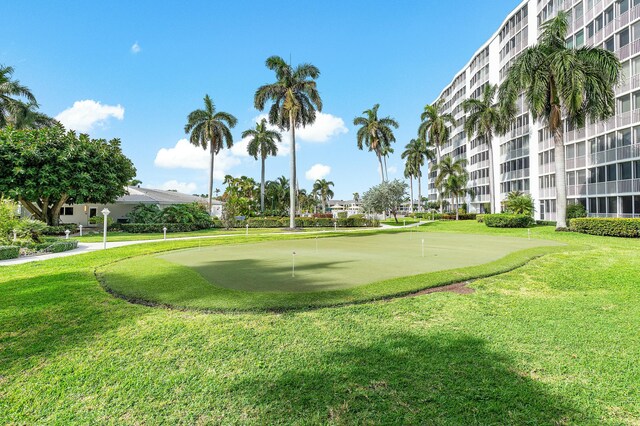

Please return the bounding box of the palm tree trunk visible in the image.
[456,195,459,221]
[554,127,568,229]
[409,177,414,214]
[436,145,442,212]
[260,156,266,213]
[487,136,496,214]
[208,143,215,215]
[378,153,385,183]
[383,155,389,181]
[417,174,422,213]
[289,115,297,229]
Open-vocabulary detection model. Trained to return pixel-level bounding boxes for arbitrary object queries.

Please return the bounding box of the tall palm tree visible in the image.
[443,172,473,221]
[184,94,237,214]
[11,101,58,129]
[254,56,322,229]
[352,192,360,203]
[353,104,399,183]
[243,118,281,213]
[403,162,416,214]
[401,138,433,213]
[380,144,394,181]
[500,12,620,229]
[0,65,36,128]
[312,179,334,213]
[434,156,467,213]
[418,98,456,212]
[462,84,508,214]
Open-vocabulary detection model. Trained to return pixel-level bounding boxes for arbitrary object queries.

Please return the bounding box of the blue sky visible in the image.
[3,0,520,199]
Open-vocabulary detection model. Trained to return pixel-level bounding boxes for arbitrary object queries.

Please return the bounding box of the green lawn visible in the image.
[2,222,640,424]
[380,217,422,226]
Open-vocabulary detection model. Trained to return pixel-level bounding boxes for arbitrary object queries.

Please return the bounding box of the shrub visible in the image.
[434,213,477,221]
[128,203,161,224]
[0,245,20,260]
[159,203,210,224]
[484,214,535,228]
[43,224,79,235]
[476,214,485,223]
[44,240,79,253]
[313,213,333,219]
[14,219,47,242]
[536,220,557,226]
[120,222,212,233]
[89,215,115,226]
[337,211,348,219]
[569,218,640,237]
[504,191,535,216]
[567,204,587,220]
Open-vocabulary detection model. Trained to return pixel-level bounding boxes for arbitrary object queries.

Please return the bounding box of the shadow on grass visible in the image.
[230,332,583,424]
[0,271,144,373]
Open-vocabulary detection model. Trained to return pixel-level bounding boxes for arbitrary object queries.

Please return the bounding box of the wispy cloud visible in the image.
[131,42,141,54]
[55,100,124,132]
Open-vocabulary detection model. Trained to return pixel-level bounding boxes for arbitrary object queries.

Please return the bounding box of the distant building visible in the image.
[38,186,222,226]
[327,199,363,217]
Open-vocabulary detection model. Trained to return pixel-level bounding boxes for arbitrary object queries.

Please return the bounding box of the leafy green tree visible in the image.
[254,56,322,229]
[361,179,408,223]
[462,84,508,214]
[500,11,620,229]
[159,203,211,224]
[127,203,161,223]
[504,191,535,216]
[184,94,237,215]
[0,126,136,225]
[265,176,290,215]
[418,98,456,212]
[243,118,281,213]
[0,65,36,128]
[312,179,334,213]
[353,104,399,183]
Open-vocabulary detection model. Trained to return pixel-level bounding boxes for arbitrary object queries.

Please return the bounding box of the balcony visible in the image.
[501,147,530,162]
[539,163,555,175]
[566,155,587,169]
[539,187,557,199]
[589,144,640,165]
[501,168,529,181]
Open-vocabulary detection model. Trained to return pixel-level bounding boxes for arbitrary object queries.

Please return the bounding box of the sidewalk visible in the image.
[0,222,431,266]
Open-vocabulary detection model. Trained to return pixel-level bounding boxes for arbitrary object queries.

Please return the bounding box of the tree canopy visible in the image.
[361,179,407,222]
[0,126,136,224]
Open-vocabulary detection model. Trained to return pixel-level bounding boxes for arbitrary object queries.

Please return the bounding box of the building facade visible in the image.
[428,0,640,220]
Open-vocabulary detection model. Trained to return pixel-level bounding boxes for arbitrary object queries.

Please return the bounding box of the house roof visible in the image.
[117,186,221,205]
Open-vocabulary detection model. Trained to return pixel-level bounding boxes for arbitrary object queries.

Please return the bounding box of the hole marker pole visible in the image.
[292,251,296,277]
[246,224,249,236]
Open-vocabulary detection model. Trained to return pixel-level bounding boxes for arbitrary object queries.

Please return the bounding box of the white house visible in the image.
[49,186,223,226]
[327,199,363,218]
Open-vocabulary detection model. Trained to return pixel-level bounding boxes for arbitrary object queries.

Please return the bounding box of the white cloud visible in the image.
[154,138,241,181]
[230,136,251,158]
[159,180,197,194]
[131,42,141,54]
[305,163,331,181]
[296,112,348,142]
[55,100,124,132]
[387,165,398,175]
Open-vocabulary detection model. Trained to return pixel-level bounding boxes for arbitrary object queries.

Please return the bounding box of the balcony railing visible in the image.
[501,168,529,181]
[539,187,557,199]
[501,147,529,161]
[539,163,555,175]
[589,144,640,165]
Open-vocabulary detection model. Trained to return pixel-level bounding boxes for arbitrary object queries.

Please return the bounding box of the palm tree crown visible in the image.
[418,98,456,158]
[401,138,430,212]
[254,55,322,228]
[243,118,281,213]
[0,65,37,128]
[312,179,334,213]
[353,104,399,183]
[500,11,620,228]
[184,94,237,213]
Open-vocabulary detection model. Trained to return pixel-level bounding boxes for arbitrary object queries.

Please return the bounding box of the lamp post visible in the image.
[101,208,110,249]
[79,224,83,237]
[163,227,167,240]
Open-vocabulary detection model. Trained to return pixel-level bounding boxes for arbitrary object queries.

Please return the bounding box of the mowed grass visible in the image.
[1,223,640,424]
[98,232,561,311]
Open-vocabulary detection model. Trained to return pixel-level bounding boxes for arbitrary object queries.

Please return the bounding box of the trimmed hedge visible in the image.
[44,240,79,253]
[570,218,640,238]
[483,214,535,228]
[476,214,485,223]
[435,213,477,221]
[43,224,79,235]
[0,245,20,260]
[246,217,379,228]
[536,220,557,226]
[119,222,212,233]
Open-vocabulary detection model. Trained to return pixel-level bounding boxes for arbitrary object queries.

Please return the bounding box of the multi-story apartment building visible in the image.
[427,0,640,221]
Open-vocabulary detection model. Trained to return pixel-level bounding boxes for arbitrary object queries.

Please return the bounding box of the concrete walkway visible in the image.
[0,221,432,267]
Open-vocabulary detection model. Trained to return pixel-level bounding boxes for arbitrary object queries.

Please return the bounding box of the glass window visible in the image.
[622,61,631,81]
[620,94,632,113]
[607,132,617,149]
[598,197,607,213]
[587,21,595,38]
[621,128,632,146]
[577,141,586,156]
[568,171,576,186]
[589,198,597,213]
[620,162,633,179]
[635,196,640,215]
[576,30,585,48]
[605,37,615,52]
[622,197,633,214]
[577,169,587,184]
[607,164,617,181]
[635,160,640,178]
[595,14,603,31]
[633,22,640,41]
[621,0,630,15]
[619,29,630,48]
[608,197,617,214]
[597,166,606,182]
[633,56,640,75]
[566,144,575,159]
[605,6,614,24]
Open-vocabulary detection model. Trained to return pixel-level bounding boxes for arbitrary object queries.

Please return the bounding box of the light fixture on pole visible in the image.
[101,208,110,249]
[163,227,167,240]
[79,224,83,237]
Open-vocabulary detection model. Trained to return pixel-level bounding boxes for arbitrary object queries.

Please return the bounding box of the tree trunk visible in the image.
[554,127,568,229]
[208,143,215,215]
[487,135,496,214]
[378,152,385,183]
[289,115,297,229]
[260,156,266,213]
[383,155,389,181]
[418,174,422,213]
[436,145,442,212]
[455,196,459,221]
[409,177,414,214]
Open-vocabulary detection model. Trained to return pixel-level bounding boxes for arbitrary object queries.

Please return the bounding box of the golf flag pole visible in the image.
[292,251,296,277]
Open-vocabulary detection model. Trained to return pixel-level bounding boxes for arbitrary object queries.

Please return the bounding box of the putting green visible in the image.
[100,232,560,301]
